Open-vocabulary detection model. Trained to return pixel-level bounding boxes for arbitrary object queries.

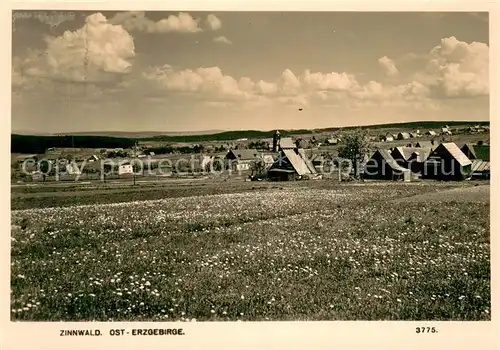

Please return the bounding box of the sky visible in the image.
[11,11,489,133]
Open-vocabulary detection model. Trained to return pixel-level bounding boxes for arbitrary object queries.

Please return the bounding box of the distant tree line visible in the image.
[248,140,270,150]
[317,121,490,133]
[136,129,312,143]
[146,145,205,155]
[11,134,136,154]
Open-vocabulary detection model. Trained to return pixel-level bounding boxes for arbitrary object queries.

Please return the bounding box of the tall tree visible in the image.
[338,128,371,179]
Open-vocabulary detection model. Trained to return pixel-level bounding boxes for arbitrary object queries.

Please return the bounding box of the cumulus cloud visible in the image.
[255,80,278,95]
[300,69,358,91]
[278,69,301,94]
[416,36,488,98]
[18,13,135,84]
[143,65,254,101]
[142,36,487,109]
[213,36,232,45]
[350,80,431,105]
[206,14,222,31]
[142,63,437,109]
[109,11,202,33]
[378,56,399,77]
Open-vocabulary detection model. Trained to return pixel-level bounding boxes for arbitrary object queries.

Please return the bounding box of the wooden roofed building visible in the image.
[397,132,411,140]
[460,143,490,162]
[267,141,317,181]
[391,146,431,174]
[363,149,411,181]
[422,143,472,181]
[225,149,261,171]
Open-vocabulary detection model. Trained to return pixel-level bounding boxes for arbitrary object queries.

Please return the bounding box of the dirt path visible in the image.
[393,184,490,203]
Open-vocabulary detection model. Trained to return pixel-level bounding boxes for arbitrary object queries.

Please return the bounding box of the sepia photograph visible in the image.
[9,9,491,326]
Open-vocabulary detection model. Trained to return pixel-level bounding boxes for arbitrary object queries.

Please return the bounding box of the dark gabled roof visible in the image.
[416,141,435,149]
[370,149,410,172]
[460,143,477,159]
[227,149,260,160]
[392,147,421,161]
[409,148,432,163]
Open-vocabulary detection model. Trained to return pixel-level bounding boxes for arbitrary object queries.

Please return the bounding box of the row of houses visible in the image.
[379,128,451,142]
[364,142,490,181]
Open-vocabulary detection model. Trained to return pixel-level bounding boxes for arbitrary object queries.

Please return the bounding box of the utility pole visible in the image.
[132,141,139,186]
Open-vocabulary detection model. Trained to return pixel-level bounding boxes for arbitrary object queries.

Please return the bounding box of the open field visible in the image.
[10,181,490,321]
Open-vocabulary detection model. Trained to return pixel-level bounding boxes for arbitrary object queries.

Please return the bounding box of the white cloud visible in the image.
[110,11,202,33]
[277,95,309,106]
[415,36,488,98]
[300,69,358,91]
[206,14,222,31]
[213,36,232,45]
[255,80,278,95]
[143,64,438,110]
[142,37,487,109]
[20,13,135,84]
[238,77,255,92]
[378,56,399,77]
[278,69,301,94]
[143,65,254,101]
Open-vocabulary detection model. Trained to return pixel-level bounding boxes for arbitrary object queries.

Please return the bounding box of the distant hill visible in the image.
[11,120,489,154]
[314,121,490,132]
[52,130,226,137]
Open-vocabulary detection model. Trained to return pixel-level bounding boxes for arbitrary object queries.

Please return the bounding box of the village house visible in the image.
[470,160,490,180]
[415,141,436,150]
[87,154,99,162]
[391,147,431,174]
[426,130,437,136]
[441,128,452,136]
[267,140,317,181]
[225,149,260,171]
[422,143,472,181]
[460,143,490,162]
[324,137,339,145]
[397,132,411,140]
[363,149,411,181]
[118,163,134,176]
[66,162,82,175]
[380,133,394,142]
[200,155,214,171]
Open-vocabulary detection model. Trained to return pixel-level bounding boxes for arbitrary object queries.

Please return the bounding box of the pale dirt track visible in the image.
[393,184,490,203]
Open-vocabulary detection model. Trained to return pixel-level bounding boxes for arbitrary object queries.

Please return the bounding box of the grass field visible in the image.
[10,181,490,321]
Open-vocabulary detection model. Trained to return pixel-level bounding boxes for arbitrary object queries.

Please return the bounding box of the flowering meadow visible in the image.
[11,183,490,321]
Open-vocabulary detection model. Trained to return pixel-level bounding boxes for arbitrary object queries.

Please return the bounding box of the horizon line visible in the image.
[11,119,490,136]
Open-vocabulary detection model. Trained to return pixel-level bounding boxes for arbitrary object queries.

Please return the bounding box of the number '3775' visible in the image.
[416,327,438,333]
